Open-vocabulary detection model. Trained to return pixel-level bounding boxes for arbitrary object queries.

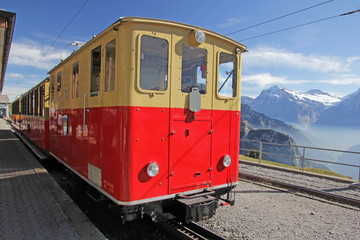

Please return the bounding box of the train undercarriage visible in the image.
[113,186,236,223]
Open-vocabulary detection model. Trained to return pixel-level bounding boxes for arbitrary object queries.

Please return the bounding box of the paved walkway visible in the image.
[0,119,105,240]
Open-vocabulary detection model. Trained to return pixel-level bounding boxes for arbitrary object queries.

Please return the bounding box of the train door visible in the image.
[134,33,172,198]
[84,44,103,187]
[168,43,214,194]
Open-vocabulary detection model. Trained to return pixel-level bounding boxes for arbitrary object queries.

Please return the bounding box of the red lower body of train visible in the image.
[13,105,240,222]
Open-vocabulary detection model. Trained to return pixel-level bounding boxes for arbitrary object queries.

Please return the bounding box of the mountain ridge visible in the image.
[244,85,360,128]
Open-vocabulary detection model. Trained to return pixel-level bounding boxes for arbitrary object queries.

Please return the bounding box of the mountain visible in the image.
[240,104,331,169]
[248,86,341,126]
[240,129,302,166]
[241,103,309,145]
[315,88,360,127]
[334,144,360,180]
[241,96,254,105]
[240,104,302,166]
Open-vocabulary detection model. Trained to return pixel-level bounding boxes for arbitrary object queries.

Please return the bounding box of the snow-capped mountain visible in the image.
[315,88,360,127]
[248,86,341,126]
[241,96,254,105]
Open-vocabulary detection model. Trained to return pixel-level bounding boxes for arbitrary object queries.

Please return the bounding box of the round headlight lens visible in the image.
[194,30,206,44]
[147,162,160,177]
[223,155,231,167]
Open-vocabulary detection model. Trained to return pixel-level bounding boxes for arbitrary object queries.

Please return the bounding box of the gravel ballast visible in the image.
[200,181,360,240]
[239,161,360,201]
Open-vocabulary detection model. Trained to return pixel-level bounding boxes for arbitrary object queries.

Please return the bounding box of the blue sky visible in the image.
[2,0,360,100]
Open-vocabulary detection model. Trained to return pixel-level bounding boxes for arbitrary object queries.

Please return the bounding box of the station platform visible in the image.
[0,119,106,240]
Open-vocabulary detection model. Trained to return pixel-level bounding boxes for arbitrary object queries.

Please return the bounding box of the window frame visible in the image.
[216,51,238,99]
[50,75,55,102]
[90,45,102,97]
[56,71,62,101]
[181,44,208,94]
[105,39,116,92]
[72,61,79,98]
[137,34,169,93]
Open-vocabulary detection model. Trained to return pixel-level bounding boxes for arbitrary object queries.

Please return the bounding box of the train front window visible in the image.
[218,52,237,98]
[181,45,207,94]
[140,35,168,91]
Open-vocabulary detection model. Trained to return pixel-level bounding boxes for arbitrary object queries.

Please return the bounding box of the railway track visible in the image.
[160,220,227,240]
[239,172,360,208]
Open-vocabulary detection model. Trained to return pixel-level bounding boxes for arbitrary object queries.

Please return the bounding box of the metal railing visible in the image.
[240,139,360,181]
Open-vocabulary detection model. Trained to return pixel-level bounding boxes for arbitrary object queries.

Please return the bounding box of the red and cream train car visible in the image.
[12,17,246,222]
[11,78,50,150]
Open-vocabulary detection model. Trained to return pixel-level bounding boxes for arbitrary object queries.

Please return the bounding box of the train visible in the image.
[10,17,246,223]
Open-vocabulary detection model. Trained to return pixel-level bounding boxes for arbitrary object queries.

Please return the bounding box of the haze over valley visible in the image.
[241,85,360,179]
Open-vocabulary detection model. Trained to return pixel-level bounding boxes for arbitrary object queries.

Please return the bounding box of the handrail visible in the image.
[83,94,88,130]
[240,139,360,181]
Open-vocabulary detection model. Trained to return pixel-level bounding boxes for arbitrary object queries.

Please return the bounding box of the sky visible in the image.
[2,0,360,100]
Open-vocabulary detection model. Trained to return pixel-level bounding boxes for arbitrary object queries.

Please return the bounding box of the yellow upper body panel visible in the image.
[48,17,246,111]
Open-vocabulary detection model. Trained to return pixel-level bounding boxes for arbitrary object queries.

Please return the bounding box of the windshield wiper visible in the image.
[219,70,234,92]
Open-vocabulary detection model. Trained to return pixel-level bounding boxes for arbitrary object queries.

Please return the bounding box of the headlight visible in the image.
[147,162,160,177]
[194,30,206,44]
[223,155,231,167]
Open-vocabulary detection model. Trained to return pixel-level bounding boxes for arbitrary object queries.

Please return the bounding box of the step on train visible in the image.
[10,17,246,222]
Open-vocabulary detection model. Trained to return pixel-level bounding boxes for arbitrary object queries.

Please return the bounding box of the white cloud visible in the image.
[218,18,245,28]
[318,74,360,86]
[242,73,308,87]
[5,72,45,85]
[7,73,25,79]
[1,86,29,101]
[8,39,71,70]
[244,46,358,73]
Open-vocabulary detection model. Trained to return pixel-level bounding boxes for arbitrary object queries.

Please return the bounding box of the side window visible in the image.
[218,52,237,98]
[72,62,79,98]
[30,91,34,115]
[25,95,29,115]
[57,72,62,100]
[21,98,24,114]
[39,85,44,117]
[105,39,116,92]
[139,35,168,91]
[181,45,207,94]
[34,89,39,116]
[51,76,55,102]
[91,46,101,96]
[57,72,62,91]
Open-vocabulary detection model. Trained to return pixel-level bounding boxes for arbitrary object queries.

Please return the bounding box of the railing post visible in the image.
[302,147,306,172]
[259,141,262,164]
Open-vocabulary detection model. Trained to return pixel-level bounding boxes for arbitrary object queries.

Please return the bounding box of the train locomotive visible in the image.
[10,17,246,222]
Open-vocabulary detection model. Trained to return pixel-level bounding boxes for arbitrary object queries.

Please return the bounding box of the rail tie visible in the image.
[160,220,227,240]
[239,172,360,208]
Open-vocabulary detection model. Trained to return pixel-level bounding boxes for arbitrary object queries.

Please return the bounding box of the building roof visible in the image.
[0,10,16,93]
[0,94,10,104]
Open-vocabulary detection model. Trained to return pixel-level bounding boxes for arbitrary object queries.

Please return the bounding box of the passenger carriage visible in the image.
[12,17,246,222]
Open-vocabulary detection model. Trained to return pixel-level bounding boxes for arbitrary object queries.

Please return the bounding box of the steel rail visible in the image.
[159,220,227,240]
[239,172,360,208]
